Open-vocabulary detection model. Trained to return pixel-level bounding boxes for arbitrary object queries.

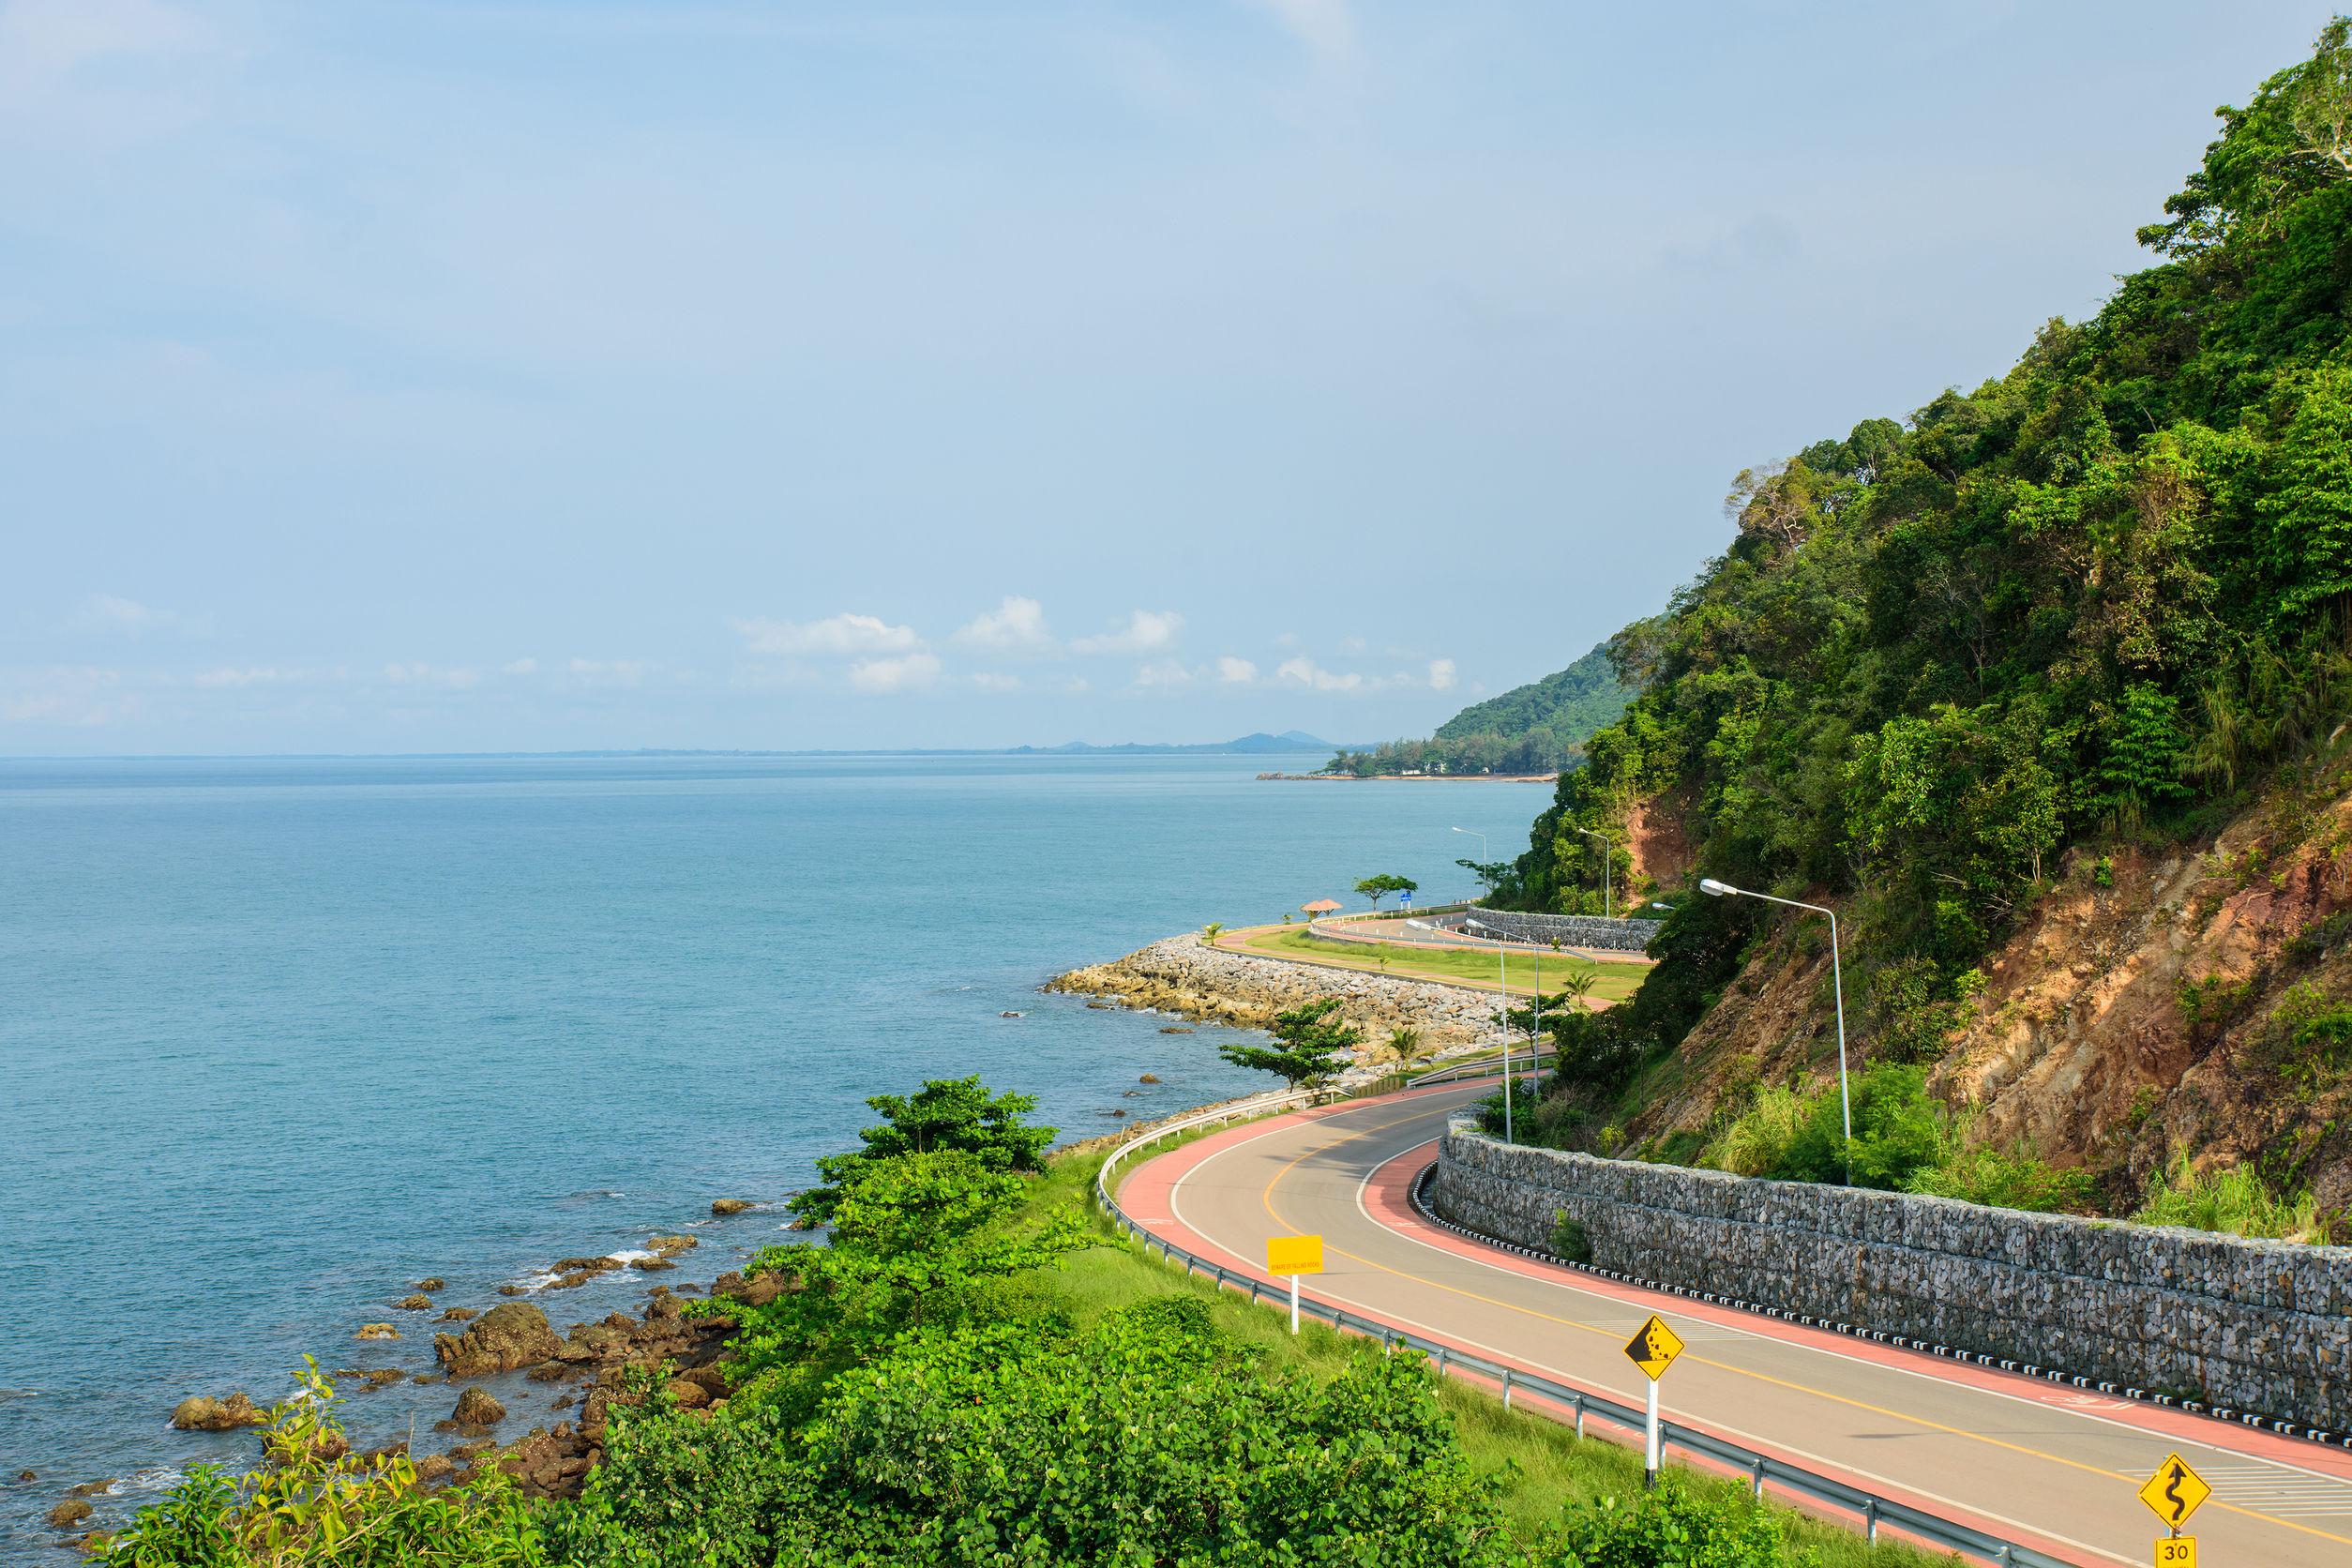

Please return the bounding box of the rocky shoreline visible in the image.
[1044,931,1509,1078]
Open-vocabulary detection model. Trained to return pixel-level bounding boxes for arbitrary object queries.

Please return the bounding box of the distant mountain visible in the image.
[1013,731,1339,756]
[1327,643,1636,776]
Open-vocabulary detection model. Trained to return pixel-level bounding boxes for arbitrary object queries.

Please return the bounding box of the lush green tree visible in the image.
[734,1149,1086,1371]
[791,1077,1054,1223]
[1354,872,1419,909]
[1217,996,1362,1092]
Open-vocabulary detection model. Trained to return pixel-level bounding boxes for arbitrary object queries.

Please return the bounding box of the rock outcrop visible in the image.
[170,1392,265,1431]
[435,1303,563,1378]
[452,1388,506,1426]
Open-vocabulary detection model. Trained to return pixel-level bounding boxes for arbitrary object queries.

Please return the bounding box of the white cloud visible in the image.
[848,652,942,694]
[0,664,129,724]
[1132,659,1195,690]
[0,0,211,103]
[971,671,1021,693]
[1275,656,1364,693]
[503,657,539,675]
[191,666,304,688]
[72,592,208,638]
[952,596,1052,652]
[1428,657,1457,691]
[1244,0,1355,64]
[1214,656,1259,684]
[737,612,923,657]
[1071,610,1183,656]
[383,661,480,688]
[567,657,650,686]
[1340,635,1367,654]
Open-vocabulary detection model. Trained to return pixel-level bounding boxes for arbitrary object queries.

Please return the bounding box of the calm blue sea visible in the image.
[0,752,1549,1551]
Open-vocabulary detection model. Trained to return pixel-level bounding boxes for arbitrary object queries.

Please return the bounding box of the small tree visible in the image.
[1387,1025,1427,1070]
[1218,997,1363,1093]
[1201,921,1225,946]
[1353,873,1419,910]
[791,1078,1054,1224]
[1455,857,1509,897]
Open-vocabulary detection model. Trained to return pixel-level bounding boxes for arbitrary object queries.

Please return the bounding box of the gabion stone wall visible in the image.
[1431,1123,2352,1433]
[1450,909,1656,953]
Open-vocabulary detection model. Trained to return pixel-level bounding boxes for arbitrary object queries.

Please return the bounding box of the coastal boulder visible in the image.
[452,1388,506,1426]
[170,1393,265,1431]
[415,1277,445,1292]
[710,1199,752,1215]
[396,1294,433,1311]
[47,1500,92,1530]
[435,1303,562,1378]
[354,1323,400,1341]
[440,1306,478,1322]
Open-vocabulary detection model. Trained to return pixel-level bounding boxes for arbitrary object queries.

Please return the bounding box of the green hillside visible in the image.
[1328,642,1636,776]
[1496,23,2352,1209]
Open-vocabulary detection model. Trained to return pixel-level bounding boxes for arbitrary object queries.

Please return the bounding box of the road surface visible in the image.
[1114,1081,2352,1567]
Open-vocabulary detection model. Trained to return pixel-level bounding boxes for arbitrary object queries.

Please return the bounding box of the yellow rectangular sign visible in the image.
[2137,1454,2210,1530]
[1266,1234,1323,1275]
[1623,1313,1684,1380]
[2153,1535,2195,1568]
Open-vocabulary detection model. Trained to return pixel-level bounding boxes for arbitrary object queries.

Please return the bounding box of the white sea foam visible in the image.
[604,1248,657,1264]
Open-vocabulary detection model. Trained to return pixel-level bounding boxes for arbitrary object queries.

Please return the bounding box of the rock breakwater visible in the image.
[1046,933,1508,1064]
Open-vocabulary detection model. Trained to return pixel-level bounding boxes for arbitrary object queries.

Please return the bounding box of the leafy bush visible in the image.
[1550,1212,1594,1264]
[1769,1066,1946,1189]
[2268,981,2352,1080]
[1902,1142,2096,1213]
[1701,1087,1811,1177]
[2133,1155,2334,1243]
[1539,1479,1810,1567]
[790,1077,1055,1224]
[98,1363,545,1568]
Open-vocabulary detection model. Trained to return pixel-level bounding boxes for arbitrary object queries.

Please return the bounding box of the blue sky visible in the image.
[0,0,2334,753]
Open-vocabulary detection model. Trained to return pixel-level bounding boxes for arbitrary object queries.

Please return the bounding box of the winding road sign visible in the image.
[1623,1313,1684,1381]
[2138,1453,2211,1530]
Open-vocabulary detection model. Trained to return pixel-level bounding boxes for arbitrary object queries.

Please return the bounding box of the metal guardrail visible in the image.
[1093,1082,2073,1568]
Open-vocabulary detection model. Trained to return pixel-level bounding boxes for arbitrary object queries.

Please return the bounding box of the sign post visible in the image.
[1621,1313,1685,1490]
[1266,1234,1323,1335]
[2137,1453,2209,1567]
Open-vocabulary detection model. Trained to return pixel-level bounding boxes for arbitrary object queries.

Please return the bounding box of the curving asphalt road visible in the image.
[1114,1081,2352,1568]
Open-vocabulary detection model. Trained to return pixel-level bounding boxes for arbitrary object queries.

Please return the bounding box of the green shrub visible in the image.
[2133,1155,2333,1243]
[2268,981,2352,1081]
[1902,1142,2095,1214]
[1550,1213,1594,1264]
[1538,1478,1808,1567]
[1701,1087,1810,1177]
[99,1362,545,1568]
[1770,1065,1945,1189]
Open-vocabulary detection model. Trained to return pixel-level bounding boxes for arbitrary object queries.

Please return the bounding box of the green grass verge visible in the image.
[1033,1148,1947,1565]
[1241,927,1650,1004]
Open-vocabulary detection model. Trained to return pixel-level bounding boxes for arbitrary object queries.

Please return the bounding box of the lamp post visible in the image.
[1410,917,1512,1144]
[1576,828,1614,919]
[1451,826,1489,900]
[1698,878,1850,1155]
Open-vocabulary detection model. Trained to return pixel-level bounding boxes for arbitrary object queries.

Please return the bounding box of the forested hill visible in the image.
[1327,642,1635,776]
[1500,23,2352,1212]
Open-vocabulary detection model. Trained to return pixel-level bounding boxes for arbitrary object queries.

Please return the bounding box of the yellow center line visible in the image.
[1244,1097,2352,1552]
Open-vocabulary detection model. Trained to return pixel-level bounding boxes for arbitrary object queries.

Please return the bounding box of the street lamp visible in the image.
[1576,828,1614,919]
[1451,826,1488,900]
[1410,916,1514,1145]
[1698,877,1850,1155]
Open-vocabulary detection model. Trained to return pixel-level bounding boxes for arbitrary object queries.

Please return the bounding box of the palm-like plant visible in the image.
[1387,1025,1426,1069]
[1201,921,1226,946]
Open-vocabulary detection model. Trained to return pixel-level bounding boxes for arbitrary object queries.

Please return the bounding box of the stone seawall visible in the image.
[1431,1124,2352,1432]
[1046,935,1506,1059]
[1450,909,1656,954]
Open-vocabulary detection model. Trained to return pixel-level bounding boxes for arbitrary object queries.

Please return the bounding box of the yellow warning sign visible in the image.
[1266,1234,1323,1275]
[2137,1454,2211,1530]
[2153,1536,2196,1568]
[1622,1313,1684,1380]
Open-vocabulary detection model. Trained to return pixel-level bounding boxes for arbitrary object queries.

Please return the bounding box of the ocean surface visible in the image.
[0,752,1550,1552]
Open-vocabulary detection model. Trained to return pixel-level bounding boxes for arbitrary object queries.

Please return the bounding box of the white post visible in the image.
[1289,1273,1300,1335]
[1644,1377,1661,1490]
[1828,910,1851,1145]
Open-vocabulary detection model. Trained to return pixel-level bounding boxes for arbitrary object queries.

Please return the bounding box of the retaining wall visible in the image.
[1450,909,1657,954]
[1430,1123,2352,1432]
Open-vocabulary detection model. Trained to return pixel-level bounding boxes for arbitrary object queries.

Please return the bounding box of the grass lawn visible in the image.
[1238,926,1650,1005]
[1023,1148,1945,1566]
